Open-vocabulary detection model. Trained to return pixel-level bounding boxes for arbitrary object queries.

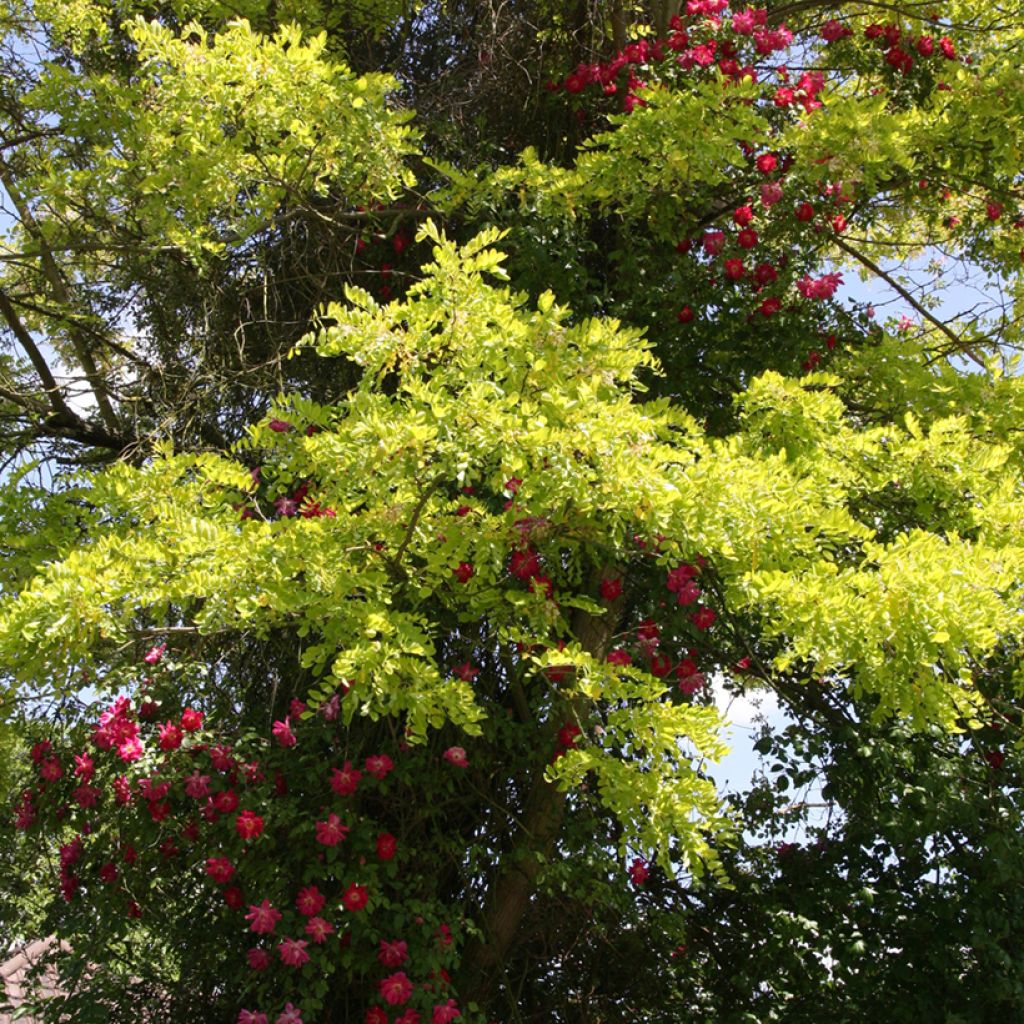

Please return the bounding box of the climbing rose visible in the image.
[797,272,843,300]
[795,201,815,222]
[453,562,473,583]
[509,548,540,579]
[247,948,272,971]
[206,857,235,884]
[366,1010,388,1024]
[209,745,236,772]
[821,19,852,42]
[702,230,725,255]
[432,1001,461,1024]
[276,1005,303,1024]
[667,564,698,591]
[443,746,469,768]
[305,916,334,944]
[278,938,310,967]
[677,660,706,694]
[296,885,325,916]
[607,649,632,667]
[143,643,166,665]
[377,832,398,860]
[628,858,650,886]
[343,883,369,911]
[73,752,94,782]
[733,204,754,226]
[158,722,183,751]
[214,789,240,814]
[760,182,783,207]
[395,1012,421,1024]
[677,305,694,323]
[649,654,673,678]
[756,153,778,174]
[272,719,296,748]
[692,607,717,630]
[74,784,100,808]
[599,577,622,601]
[379,939,409,967]
[236,811,264,840]
[724,258,745,281]
[380,972,414,1006]
[245,900,282,935]
[330,760,362,796]
[181,708,203,732]
[737,228,759,249]
[365,754,394,780]
[316,813,350,846]
[40,757,62,781]
[238,1011,268,1024]
[184,772,211,799]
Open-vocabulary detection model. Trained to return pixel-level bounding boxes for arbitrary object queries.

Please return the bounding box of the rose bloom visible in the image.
[342,883,369,912]
[236,810,264,840]
[238,1011,268,1024]
[380,971,414,1006]
[272,719,296,748]
[278,937,310,967]
[379,939,409,967]
[315,813,350,846]
[296,885,325,916]
[245,900,282,935]
[330,760,362,796]
[277,1004,303,1024]
[205,856,235,884]
[213,789,239,814]
[158,722,183,751]
[443,746,469,769]
[377,832,398,860]
[432,1001,461,1024]
[181,708,204,731]
[184,772,211,799]
[305,916,334,944]
[247,947,272,971]
[364,754,394,780]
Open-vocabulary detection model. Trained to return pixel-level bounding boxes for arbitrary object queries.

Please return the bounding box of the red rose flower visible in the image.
[343,883,369,911]
[236,810,264,841]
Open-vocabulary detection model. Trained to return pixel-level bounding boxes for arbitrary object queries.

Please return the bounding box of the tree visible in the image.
[2,2,1024,1022]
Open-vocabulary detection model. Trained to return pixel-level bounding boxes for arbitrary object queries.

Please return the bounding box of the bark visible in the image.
[0,161,120,434]
[460,571,627,1009]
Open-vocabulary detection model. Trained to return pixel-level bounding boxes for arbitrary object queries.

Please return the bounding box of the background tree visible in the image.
[2,2,1024,1023]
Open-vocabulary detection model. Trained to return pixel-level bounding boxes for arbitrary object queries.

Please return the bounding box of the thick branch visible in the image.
[0,162,120,433]
[833,235,987,369]
[460,574,627,1008]
[0,286,73,419]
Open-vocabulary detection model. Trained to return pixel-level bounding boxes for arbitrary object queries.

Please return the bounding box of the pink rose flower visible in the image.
[245,900,282,935]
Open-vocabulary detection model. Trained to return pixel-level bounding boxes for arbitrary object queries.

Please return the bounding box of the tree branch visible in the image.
[0,286,73,420]
[832,234,988,369]
[0,161,121,433]
[460,572,627,1008]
